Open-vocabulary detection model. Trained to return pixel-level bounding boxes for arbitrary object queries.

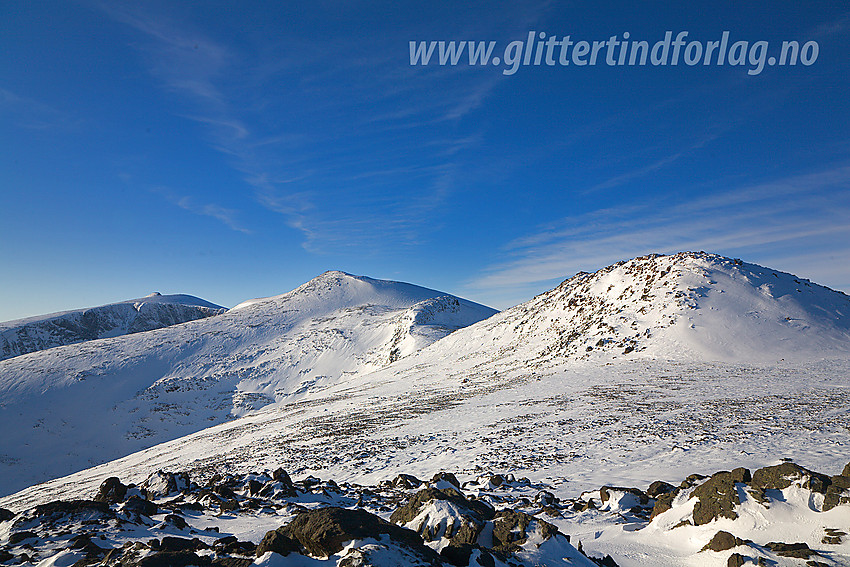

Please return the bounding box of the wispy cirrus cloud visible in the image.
[99,3,232,106]
[0,87,79,130]
[153,188,252,234]
[100,3,489,253]
[467,165,850,308]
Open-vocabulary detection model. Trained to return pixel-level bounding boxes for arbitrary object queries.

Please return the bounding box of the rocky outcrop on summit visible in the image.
[430,252,850,365]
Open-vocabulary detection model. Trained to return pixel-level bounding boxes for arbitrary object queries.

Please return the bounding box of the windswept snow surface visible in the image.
[0,271,496,496]
[0,293,226,361]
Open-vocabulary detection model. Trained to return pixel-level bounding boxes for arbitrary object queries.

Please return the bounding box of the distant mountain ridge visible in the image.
[0,293,226,361]
[0,271,496,496]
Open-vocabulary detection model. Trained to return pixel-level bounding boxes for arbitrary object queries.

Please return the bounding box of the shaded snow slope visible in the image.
[0,293,226,361]
[0,271,496,496]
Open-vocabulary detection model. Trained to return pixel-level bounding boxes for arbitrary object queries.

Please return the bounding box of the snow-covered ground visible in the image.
[0,271,496,496]
[1,253,849,566]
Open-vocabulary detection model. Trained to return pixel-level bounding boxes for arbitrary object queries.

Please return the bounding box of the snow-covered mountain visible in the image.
[1,253,849,566]
[0,271,496,496]
[5,253,848,497]
[430,251,850,366]
[0,293,226,361]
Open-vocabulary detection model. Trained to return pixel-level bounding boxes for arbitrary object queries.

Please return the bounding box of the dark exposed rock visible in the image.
[649,490,678,519]
[730,468,752,484]
[298,476,321,491]
[700,531,746,552]
[246,480,263,496]
[256,528,300,557]
[842,462,850,477]
[534,490,556,506]
[391,488,495,526]
[727,553,747,567]
[439,544,471,567]
[28,500,113,527]
[8,531,38,545]
[169,501,204,513]
[214,537,256,556]
[822,527,845,544]
[161,514,188,530]
[393,474,424,489]
[446,519,482,547]
[806,561,831,567]
[35,499,111,518]
[431,472,461,489]
[647,481,675,498]
[490,509,559,553]
[593,555,620,567]
[141,471,191,498]
[751,463,830,495]
[0,550,13,563]
[213,484,238,500]
[679,473,707,489]
[765,541,819,559]
[440,544,496,567]
[121,495,158,517]
[488,475,505,487]
[94,477,128,504]
[540,505,561,517]
[155,537,208,552]
[135,550,212,567]
[264,469,297,498]
[823,475,850,511]
[211,558,254,567]
[692,472,741,526]
[268,507,435,560]
[68,534,108,557]
[0,507,15,522]
[272,468,292,485]
[388,487,493,545]
[599,486,649,506]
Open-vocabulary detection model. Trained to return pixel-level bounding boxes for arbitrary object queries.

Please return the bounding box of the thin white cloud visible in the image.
[100,3,232,106]
[588,132,722,193]
[99,3,513,255]
[467,165,850,307]
[0,87,78,130]
[154,189,252,234]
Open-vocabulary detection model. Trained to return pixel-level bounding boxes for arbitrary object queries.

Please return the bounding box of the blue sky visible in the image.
[2,1,849,320]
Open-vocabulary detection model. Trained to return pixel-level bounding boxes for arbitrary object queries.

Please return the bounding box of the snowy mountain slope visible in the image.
[429,251,850,366]
[0,292,226,361]
[0,271,497,496]
[5,253,848,503]
[2,253,849,565]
